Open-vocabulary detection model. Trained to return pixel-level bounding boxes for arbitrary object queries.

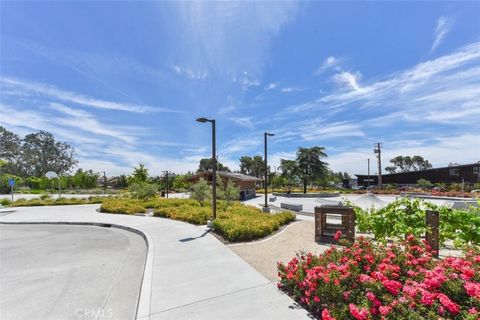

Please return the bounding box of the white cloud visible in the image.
[173,65,208,79]
[281,87,298,93]
[49,103,136,143]
[431,16,455,53]
[227,117,255,129]
[316,56,341,74]
[233,75,261,90]
[264,83,277,91]
[217,105,236,115]
[300,121,365,141]
[332,71,362,91]
[1,77,178,114]
[167,2,299,77]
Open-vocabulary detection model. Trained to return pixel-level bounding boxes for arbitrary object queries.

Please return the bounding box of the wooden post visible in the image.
[426,210,439,258]
[314,206,355,244]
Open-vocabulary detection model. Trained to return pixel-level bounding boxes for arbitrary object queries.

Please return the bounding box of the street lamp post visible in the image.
[264,132,274,212]
[196,117,216,220]
[162,170,170,198]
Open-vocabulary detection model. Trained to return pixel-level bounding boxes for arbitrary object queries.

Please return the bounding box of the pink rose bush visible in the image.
[277,236,480,319]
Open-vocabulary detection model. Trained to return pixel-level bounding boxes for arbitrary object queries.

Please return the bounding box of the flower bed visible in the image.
[278,236,480,319]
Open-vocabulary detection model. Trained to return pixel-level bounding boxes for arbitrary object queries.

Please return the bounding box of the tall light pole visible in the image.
[264,132,274,212]
[196,117,216,220]
[103,171,107,194]
[162,170,170,198]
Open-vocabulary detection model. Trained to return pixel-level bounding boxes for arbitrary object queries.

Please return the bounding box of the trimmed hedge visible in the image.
[153,205,211,225]
[6,196,105,207]
[213,204,296,242]
[100,198,146,215]
[100,197,296,242]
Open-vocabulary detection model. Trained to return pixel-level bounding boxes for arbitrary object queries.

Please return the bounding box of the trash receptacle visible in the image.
[161,191,165,197]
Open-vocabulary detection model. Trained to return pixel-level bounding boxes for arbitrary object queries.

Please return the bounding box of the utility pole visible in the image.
[374,143,383,189]
[367,158,370,188]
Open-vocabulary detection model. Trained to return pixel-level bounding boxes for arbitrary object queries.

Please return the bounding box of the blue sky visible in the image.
[1,1,479,176]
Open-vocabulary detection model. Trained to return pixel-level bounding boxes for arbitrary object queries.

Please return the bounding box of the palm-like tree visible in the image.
[296,147,328,193]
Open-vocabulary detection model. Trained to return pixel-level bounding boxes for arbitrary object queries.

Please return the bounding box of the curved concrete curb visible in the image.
[0,220,153,320]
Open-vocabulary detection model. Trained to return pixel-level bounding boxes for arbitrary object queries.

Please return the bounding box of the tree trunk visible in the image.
[303,178,307,194]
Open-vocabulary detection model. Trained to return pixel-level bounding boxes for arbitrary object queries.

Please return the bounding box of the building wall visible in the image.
[357,164,480,186]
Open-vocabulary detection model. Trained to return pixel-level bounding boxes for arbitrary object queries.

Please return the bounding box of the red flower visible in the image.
[321,308,336,320]
[349,304,369,320]
[379,305,392,316]
[334,230,342,241]
[437,294,460,315]
[381,279,403,296]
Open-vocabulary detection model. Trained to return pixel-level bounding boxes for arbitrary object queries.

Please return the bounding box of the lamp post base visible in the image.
[262,206,271,213]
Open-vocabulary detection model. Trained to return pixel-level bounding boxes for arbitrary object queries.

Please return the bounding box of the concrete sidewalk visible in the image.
[0,205,311,320]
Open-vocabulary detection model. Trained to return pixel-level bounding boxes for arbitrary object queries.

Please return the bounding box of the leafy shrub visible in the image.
[278,236,480,320]
[39,194,50,200]
[353,198,480,247]
[153,205,211,225]
[417,178,433,189]
[128,182,158,200]
[190,178,211,206]
[6,196,106,207]
[143,198,200,209]
[100,198,146,215]
[1,198,11,206]
[213,204,295,242]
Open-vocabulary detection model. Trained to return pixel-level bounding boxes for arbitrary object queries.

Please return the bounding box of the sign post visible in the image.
[8,178,15,202]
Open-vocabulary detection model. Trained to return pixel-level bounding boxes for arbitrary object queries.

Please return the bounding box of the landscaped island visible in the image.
[100,197,295,242]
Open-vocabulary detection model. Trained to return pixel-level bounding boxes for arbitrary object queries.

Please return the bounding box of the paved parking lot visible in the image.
[0,224,147,320]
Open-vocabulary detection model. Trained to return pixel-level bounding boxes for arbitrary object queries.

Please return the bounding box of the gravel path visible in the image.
[229,221,330,283]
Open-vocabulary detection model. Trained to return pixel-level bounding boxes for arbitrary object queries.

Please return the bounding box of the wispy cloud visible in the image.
[173,65,208,80]
[281,87,299,93]
[167,2,299,78]
[316,56,341,74]
[332,71,362,91]
[1,77,179,114]
[264,83,277,91]
[227,116,255,129]
[431,16,455,53]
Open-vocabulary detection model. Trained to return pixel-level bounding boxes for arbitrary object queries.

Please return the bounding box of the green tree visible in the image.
[190,178,211,206]
[129,182,158,199]
[296,146,328,194]
[0,128,77,177]
[217,176,239,206]
[279,159,299,187]
[0,127,22,176]
[115,174,129,189]
[129,163,149,184]
[172,173,192,190]
[385,155,432,174]
[417,179,433,189]
[197,158,231,173]
[239,155,265,177]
